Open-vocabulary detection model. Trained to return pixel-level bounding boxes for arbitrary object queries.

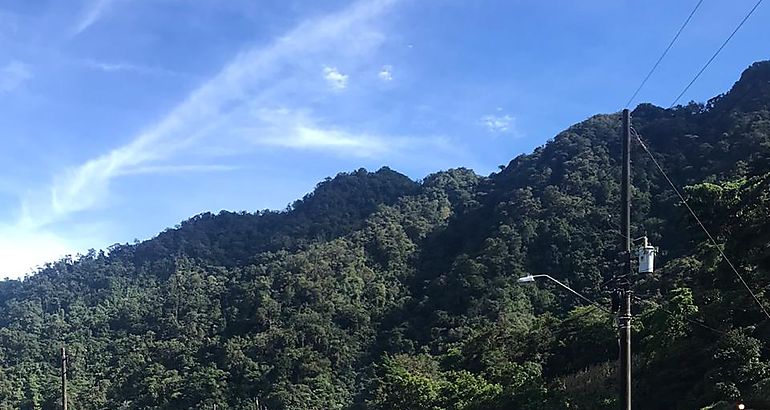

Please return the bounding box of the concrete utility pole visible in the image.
[619,109,633,410]
[61,346,68,410]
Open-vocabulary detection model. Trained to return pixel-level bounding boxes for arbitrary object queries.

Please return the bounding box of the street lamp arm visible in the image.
[527,274,611,314]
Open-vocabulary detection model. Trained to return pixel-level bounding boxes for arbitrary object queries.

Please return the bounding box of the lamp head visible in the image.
[517,275,536,284]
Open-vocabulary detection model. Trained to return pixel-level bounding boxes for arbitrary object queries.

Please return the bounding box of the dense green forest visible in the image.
[1,61,769,409]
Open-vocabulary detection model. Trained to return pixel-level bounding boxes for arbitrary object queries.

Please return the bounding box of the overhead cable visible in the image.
[631,128,770,321]
[670,0,765,107]
[625,0,705,108]
[633,295,726,336]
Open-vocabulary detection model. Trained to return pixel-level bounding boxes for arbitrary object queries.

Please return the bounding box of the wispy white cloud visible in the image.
[234,108,393,158]
[481,112,515,133]
[323,66,349,90]
[5,0,467,278]
[73,0,116,36]
[240,108,456,159]
[20,0,401,230]
[118,164,241,176]
[81,59,184,77]
[265,126,387,156]
[378,64,393,81]
[0,61,32,92]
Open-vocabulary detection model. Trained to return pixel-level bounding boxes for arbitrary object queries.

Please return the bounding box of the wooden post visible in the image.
[61,346,68,410]
[618,108,632,410]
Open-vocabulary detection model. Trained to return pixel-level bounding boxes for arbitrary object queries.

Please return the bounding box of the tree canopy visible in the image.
[1,61,770,409]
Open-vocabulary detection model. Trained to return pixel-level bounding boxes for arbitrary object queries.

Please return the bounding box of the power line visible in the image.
[633,295,725,335]
[532,304,613,345]
[670,0,765,107]
[625,0,705,108]
[631,128,770,321]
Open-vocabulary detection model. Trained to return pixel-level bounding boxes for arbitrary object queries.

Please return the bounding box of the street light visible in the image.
[516,275,536,283]
[517,274,610,314]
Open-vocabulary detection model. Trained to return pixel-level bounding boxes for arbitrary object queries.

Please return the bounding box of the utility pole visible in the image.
[61,346,68,410]
[618,108,632,410]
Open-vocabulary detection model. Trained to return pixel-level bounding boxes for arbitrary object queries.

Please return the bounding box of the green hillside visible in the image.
[1,61,769,409]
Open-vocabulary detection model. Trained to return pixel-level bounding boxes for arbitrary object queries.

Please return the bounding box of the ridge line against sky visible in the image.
[1,0,768,278]
[2,0,465,278]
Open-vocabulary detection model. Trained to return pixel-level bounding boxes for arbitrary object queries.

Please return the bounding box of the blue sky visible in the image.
[0,0,768,278]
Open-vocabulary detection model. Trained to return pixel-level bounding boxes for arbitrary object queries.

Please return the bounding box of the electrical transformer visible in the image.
[637,236,657,274]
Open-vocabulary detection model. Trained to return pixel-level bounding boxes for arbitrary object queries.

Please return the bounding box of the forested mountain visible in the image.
[1,61,769,409]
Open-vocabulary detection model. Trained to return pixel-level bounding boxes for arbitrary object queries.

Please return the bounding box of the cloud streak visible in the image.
[21,0,402,230]
[80,59,185,77]
[234,108,396,158]
[117,164,242,176]
[73,0,116,35]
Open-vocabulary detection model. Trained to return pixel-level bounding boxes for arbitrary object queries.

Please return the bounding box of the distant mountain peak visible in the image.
[711,60,770,113]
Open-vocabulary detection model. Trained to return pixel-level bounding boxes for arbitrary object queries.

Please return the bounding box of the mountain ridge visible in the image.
[0,61,769,409]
